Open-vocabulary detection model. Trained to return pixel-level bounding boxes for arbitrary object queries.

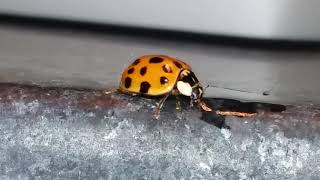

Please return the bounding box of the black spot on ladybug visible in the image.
[149,57,164,63]
[140,66,147,76]
[124,77,132,88]
[133,59,140,65]
[127,68,134,74]
[173,61,183,69]
[160,76,168,84]
[140,81,151,93]
[162,64,172,73]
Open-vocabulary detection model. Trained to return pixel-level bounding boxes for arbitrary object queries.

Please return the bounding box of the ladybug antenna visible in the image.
[203,84,209,92]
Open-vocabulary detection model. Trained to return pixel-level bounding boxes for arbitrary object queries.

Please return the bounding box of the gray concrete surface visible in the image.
[0,23,320,180]
[0,84,319,180]
[0,23,320,105]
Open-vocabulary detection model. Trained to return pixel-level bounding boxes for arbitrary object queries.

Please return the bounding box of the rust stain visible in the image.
[216,110,257,117]
[0,83,127,109]
[77,90,127,109]
[199,100,257,117]
[2,83,319,124]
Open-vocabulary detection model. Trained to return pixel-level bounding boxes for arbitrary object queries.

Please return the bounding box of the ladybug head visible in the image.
[176,69,204,105]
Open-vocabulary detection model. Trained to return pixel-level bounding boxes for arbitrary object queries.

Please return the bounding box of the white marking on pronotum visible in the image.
[177,81,192,96]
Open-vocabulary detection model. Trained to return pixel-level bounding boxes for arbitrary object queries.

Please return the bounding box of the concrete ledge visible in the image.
[0,83,319,179]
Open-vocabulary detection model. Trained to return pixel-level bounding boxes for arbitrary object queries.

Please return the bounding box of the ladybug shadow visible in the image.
[140,95,230,129]
[127,94,286,130]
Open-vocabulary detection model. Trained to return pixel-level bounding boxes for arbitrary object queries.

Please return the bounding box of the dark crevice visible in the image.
[204,98,286,113]
[156,95,286,129]
[200,98,286,129]
[201,111,230,129]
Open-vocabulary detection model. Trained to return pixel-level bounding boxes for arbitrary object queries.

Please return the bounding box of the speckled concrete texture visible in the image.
[0,84,319,179]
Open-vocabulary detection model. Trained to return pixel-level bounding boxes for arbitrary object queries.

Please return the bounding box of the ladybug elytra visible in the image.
[119,55,211,119]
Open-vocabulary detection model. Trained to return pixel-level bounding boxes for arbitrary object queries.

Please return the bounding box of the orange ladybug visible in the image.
[119,55,211,119]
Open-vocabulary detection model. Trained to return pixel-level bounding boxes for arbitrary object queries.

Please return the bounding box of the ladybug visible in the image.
[119,55,212,119]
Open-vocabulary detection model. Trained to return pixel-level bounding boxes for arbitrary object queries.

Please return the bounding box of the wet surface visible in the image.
[0,83,319,179]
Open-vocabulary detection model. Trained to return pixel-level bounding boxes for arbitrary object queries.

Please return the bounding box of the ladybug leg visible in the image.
[154,94,170,120]
[171,89,182,111]
[175,95,182,112]
[189,99,194,108]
